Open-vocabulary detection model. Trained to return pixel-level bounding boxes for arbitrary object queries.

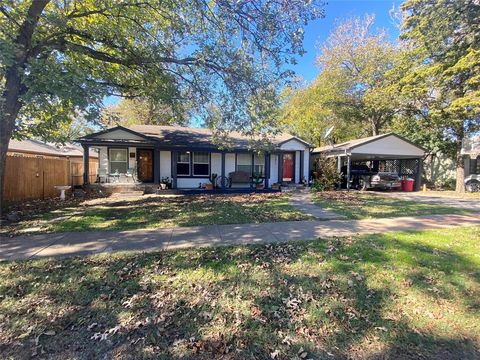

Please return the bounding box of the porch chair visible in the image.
[97,168,108,183]
[125,167,137,183]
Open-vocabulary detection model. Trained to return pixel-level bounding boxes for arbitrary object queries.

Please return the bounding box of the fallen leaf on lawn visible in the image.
[43,330,55,336]
[270,349,280,359]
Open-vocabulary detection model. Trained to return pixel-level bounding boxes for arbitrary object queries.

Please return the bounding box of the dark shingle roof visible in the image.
[8,139,98,158]
[127,125,309,150]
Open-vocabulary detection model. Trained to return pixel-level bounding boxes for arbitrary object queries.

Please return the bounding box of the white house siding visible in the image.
[353,135,424,157]
[270,154,279,184]
[303,151,310,181]
[160,151,171,179]
[225,153,236,176]
[98,147,108,172]
[96,129,145,140]
[279,139,311,183]
[211,152,222,176]
[177,177,209,188]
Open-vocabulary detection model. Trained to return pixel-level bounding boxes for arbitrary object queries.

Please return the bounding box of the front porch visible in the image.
[79,125,311,190]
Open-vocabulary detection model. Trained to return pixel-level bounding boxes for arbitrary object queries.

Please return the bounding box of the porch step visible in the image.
[111,190,144,198]
[281,184,306,192]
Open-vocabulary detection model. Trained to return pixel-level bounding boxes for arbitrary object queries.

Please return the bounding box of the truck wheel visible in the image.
[466,179,480,192]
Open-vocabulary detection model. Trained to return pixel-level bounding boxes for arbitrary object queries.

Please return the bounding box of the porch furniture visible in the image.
[109,170,120,183]
[229,171,251,187]
[97,168,108,183]
[215,175,230,188]
[125,167,137,183]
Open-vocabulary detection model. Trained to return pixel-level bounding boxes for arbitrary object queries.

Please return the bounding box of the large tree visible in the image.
[0,0,324,204]
[100,97,190,128]
[281,15,399,146]
[398,0,480,192]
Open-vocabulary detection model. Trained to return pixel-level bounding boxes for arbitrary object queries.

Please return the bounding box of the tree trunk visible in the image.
[455,140,465,193]
[0,0,50,210]
[0,72,23,211]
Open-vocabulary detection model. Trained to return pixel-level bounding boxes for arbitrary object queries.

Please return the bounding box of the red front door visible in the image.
[282,153,294,182]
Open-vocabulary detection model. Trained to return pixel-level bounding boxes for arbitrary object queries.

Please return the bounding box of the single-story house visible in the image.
[77,125,311,189]
[312,133,425,191]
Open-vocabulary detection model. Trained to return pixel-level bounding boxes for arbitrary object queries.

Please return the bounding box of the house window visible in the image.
[470,156,480,174]
[253,154,265,176]
[177,151,190,175]
[236,153,252,174]
[193,152,209,176]
[109,148,127,173]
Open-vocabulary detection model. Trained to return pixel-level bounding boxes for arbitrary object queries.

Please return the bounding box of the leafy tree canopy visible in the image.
[100,97,190,128]
[280,15,398,146]
[395,0,480,191]
[0,0,325,201]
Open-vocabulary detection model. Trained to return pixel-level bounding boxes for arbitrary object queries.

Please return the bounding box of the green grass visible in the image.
[313,192,476,219]
[2,193,311,235]
[1,226,479,359]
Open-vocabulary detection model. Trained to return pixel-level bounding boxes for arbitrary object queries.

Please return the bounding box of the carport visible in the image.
[311,133,425,191]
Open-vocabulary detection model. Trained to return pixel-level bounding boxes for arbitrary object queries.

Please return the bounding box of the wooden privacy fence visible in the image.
[3,154,98,202]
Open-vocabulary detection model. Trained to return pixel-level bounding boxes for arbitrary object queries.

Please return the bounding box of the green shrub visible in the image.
[311,155,341,191]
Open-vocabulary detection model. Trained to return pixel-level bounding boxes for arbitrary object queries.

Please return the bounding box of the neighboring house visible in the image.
[5,139,98,201]
[462,136,480,175]
[8,139,98,160]
[77,125,310,189]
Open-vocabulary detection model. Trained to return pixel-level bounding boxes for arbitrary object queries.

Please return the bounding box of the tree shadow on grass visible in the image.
[1,228,479,359]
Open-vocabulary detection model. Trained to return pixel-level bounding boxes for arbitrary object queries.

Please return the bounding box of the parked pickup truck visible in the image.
[341,165,402,191]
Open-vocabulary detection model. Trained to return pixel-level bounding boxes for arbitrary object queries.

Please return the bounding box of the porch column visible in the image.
[415,157,423,191]
[299,150,304,184]
[278,152,283,184]
[346,155,351,191]
[171,150,178,189]
[82,144,90,186]
[221,152,226,188]
[337,156,342,173]
[265,153,270,188]
[153,147,160,184]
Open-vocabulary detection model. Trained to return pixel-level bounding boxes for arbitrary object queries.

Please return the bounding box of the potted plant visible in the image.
[206,173,217,190]
[252,173,264,189]
[160,177,171,190]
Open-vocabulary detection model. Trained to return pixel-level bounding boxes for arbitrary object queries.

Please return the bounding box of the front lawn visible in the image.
[1,226,479,359]
[1,193,311,236]
[313,191,475,219]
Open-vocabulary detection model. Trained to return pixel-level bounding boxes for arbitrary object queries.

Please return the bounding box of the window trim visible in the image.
[192,151,210,177]
[108,148,128,174]
[177,151,191,176]
[235,153,266,177]
[176,151,211,178]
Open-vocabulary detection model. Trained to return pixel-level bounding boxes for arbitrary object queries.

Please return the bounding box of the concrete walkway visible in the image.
[1,213,479,261]
[289,190,345,219]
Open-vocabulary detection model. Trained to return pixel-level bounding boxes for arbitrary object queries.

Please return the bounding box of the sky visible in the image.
[292,0,401,82]
[104,1,401,107]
